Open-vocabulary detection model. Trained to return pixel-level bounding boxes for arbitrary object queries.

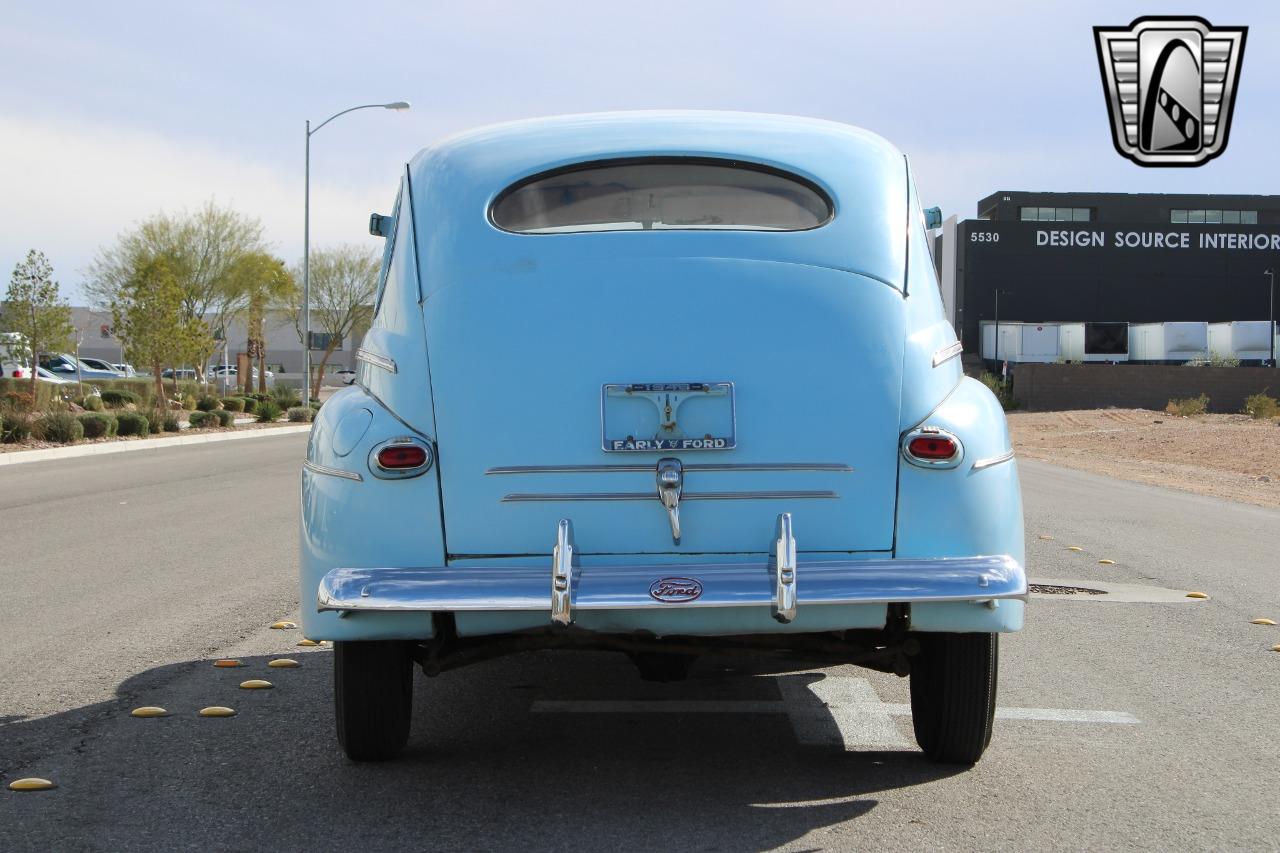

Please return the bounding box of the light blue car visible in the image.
[302,112,1026,764]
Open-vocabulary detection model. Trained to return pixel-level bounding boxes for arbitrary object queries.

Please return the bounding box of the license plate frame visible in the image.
[600,382,736,452]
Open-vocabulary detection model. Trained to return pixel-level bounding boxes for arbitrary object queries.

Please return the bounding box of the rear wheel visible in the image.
[334,640,414,761]
[909,632,998,765]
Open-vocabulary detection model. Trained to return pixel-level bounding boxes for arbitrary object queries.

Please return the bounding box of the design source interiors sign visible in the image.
[1035,229,1280,250]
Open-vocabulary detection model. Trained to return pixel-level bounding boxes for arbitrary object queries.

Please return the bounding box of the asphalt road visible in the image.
[2,437,1278,851]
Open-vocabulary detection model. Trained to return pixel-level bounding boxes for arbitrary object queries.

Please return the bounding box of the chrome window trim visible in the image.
[971,449,1015,471]
[931,340,963,367]
[501,490,838,503]
[303,460,363,482]
[901,426,965,469]
[356,348,398,374]
[486,462,853,475]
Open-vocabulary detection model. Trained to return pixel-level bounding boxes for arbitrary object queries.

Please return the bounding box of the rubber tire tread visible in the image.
[334,640,414,761]
[909,632,998,765]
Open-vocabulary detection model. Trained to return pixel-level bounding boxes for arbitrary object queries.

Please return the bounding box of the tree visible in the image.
[283,245,379,400]
[111,257,208,403]
[226,252,295,394]
[86,201,268,380]
[0,250,73,394]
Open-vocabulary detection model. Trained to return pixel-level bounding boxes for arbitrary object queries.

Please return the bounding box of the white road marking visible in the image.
[532,674,1140,750]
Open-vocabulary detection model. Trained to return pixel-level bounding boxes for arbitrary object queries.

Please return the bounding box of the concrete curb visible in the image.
[0,424,312,467]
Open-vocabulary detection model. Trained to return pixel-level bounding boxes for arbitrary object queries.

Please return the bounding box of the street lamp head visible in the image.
[384,101,411,111]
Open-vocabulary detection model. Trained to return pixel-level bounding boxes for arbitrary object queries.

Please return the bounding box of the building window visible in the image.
[307,332,343,352]
[1020,206,1090,222]
[1170,208,1259,224]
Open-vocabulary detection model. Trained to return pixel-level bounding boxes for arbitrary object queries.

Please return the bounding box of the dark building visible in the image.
[952,191,1280,355]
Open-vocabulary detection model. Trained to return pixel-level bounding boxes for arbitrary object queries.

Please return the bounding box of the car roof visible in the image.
[406,111,911,289]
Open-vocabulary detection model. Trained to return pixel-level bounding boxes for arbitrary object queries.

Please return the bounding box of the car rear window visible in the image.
[491,158,833,234]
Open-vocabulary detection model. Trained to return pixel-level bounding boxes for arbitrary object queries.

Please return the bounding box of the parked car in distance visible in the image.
[302,112,1026,766]
[77,357,123,375]
[38,353,126,382]
[112,363,137,377]
[35,366,75,385]
[160,368,200,381]
[209,366,274,390]
[334,368,357,385]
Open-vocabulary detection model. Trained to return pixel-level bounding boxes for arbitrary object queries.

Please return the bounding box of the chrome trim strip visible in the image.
[356,348,398,374]
[317,555,1028,613]
[486,462,853,475]
[303,460,363,482]
[971,449,1015,471]
[931,340,963,367]
[501,490,839,502]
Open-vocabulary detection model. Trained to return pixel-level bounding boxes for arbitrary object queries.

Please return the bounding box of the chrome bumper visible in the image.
[317,515,1027,625]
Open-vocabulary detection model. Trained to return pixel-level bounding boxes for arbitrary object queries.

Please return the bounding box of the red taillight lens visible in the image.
[907,435,958,460]
[376,445,429,469]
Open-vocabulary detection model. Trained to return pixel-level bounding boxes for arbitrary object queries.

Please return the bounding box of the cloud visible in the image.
[0,113,388,301]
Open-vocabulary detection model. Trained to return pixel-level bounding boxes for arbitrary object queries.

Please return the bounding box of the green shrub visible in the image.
[78,412,117,438]
[214,409,235,427]
[81,394,104,412]
[115,411,150,436]
[220,397,245,413]
[1166,394,1209,416]
[256,401,282,423]
[1243,392,1278,420]
[34,411,84,444]
[99,379,154,407]
[1,413,31,443]
[101,389,140,408]
[240,397,258,415]
[144,409,170,434]
[188,411,213,428]
[196,396,221,412]
[286,406,312,423]
[180,393,197,411]
[979,371,1020,411]
[309,400,322,412]
[271,385,301,408]
[164,412,181,432]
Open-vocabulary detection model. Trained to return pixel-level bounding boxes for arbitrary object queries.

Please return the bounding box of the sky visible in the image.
[1,1,1276,303]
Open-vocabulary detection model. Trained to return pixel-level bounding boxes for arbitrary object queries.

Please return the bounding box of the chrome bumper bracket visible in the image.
[551,519,577,626]
[772,513,797,623]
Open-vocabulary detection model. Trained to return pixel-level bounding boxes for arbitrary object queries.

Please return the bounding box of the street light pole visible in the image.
[303,101,409,400]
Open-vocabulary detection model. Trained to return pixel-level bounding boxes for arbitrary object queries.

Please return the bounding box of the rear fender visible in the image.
[300,385,444,640]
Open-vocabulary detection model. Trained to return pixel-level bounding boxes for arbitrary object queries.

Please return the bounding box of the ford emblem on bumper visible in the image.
[648,576,703,603]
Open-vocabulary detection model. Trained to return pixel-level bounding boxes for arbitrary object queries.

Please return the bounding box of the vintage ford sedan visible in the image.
[302,112,1026,764]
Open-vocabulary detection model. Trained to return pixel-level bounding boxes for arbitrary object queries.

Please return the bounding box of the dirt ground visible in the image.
[1008,408,1280,509]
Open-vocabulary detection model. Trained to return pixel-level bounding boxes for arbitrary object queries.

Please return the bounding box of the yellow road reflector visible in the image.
[269,621,297,630]
[240,679,273,690]
[1067,546,1083,552]
[1038,534,1055,540]
[131,706,169,718]
[8,777,55,791]
[268,659,299,668]
[1098,559,1116,565]
[296,639,320,647]
[199,706,236,717]
[1185,591,1210,599]
[1250,618,1277,626]
[212,659,244,668]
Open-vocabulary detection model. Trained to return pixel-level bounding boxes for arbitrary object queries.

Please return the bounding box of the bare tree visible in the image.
[281,245,379,400]
[85,201,268,380]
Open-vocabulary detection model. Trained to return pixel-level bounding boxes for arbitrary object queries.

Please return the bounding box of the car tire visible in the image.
[909,632,998,765]
[334,640,414,761]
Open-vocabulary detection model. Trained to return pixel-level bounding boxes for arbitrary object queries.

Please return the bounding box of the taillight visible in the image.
[369,437,433,479]
[902,427,963,468]
[908,435,958,460]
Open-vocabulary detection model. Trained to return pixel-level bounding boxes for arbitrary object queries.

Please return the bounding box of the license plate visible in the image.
[601,382,736,452]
